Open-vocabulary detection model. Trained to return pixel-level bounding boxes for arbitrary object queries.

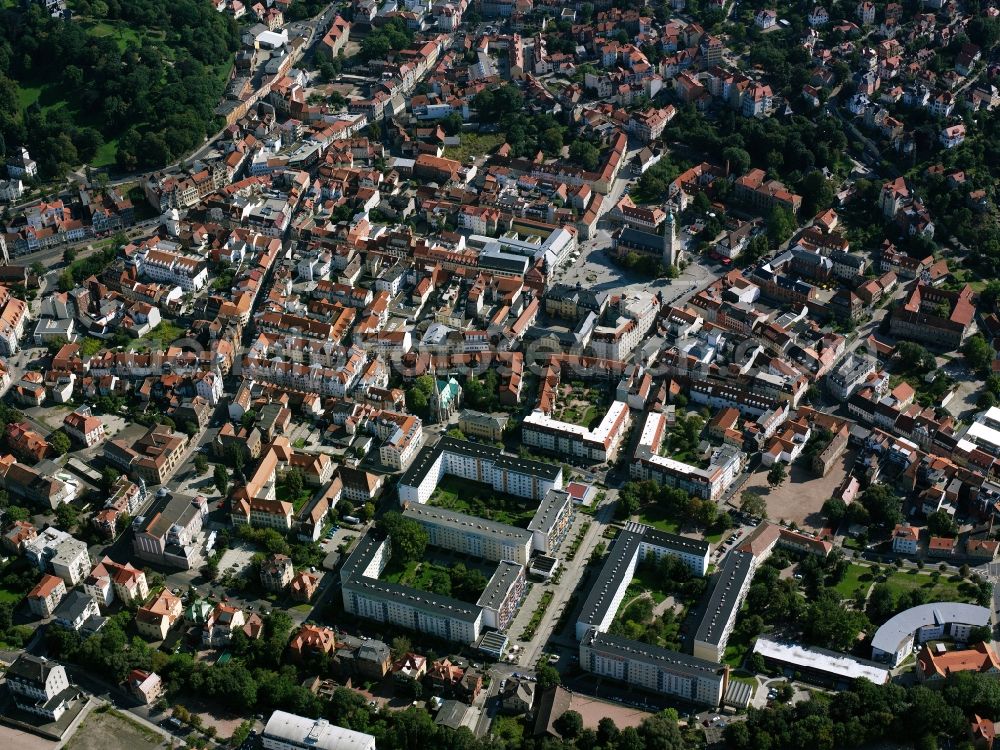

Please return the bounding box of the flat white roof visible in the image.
[263,711,375,750]
[966,420,1000,452]
[753,638,889,684]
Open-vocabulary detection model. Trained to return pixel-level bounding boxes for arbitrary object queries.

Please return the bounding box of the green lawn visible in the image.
[881,569,976,604]
[442,132,506,164]
[276,484,313,512]
[381,559,418,585]
[637,506,681,534]
[380,558,487,603]
[832,563,876,599]
[705,529,726,544]
[631,563,670,604]
[834,563,980,608]
[429,476,537,527]
[80,336,106,358]
[16,84,44,110]
[91,137,119,169]
[0,588,22,604]
[724,619,757,668]
[82,20,142,51]
[492,716,524,747]
[132,321,185,351]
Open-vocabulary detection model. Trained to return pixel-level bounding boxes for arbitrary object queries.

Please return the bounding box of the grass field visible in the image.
[832,563,876,599]
[834,563,981,611]
[429,476,537,527]
[443,132,505,164]
[133,321,185,351]
[636,505,681,534]
[0,588,21,603]
[91,138,120,168]
[82,20,143,51]
[276,484,313,512]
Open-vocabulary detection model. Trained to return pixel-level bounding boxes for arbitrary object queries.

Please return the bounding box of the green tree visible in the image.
[54,502,80,532]
[555,710,583,739]
[740,490,767,519]
[390,636,412,658]
[866,582,896,623]
[569,140,600,171]
[767,462,788,489]
[799,170,835,217]
[541,126,564,155]
[194,454,208,474]
[897,341,934,372]
[5,506,29,523]
[536,663,561,691]
[48,429,71,456]
[860,483,902,529]
[962,334,995,373]
[379,512,428,563]
[927,510,958,538]
[282,468,304,498]
[100,467,121,492]
[822,497,848,524]
[766,205,796,249]
[967,625,993,645]
[214,464,229,496]
[802,590,870,650]
[405,375,435,419]
[722,146,751,176]
[58,269,75,292]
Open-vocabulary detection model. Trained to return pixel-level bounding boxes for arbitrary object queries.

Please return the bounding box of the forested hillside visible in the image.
[0,0,239,179]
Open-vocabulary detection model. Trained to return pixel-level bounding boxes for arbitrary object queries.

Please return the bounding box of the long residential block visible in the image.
[398,436,563,505]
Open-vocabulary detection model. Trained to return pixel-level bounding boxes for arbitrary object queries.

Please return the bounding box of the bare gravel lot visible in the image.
[741,451,855,533]
[65,708,166,750]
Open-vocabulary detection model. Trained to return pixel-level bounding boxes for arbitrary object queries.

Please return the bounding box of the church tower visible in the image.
[662,212,678,268]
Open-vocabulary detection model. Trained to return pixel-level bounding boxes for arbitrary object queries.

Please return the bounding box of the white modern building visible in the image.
[576,521,709,641]
[340,533,484,644]
[870,602,992,666]
[262,711,375,750]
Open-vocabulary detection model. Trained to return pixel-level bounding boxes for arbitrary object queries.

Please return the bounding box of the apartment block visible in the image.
[522,401,632,464]
[398,436,563,505]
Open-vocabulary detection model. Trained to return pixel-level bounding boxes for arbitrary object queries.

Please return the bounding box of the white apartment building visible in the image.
[0,295,28,355]
[24,527,73,570]
[826,353,877,401]
[631,411,745,502]
[136,247,208,292]
[402,504,533,565]
[50,538,91,586]
[62,409,105,447]
[576,522,709,641]
[589,291,659,361]
[522,400,632,464]
[398,436,563,505]
[580,629,724,706]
